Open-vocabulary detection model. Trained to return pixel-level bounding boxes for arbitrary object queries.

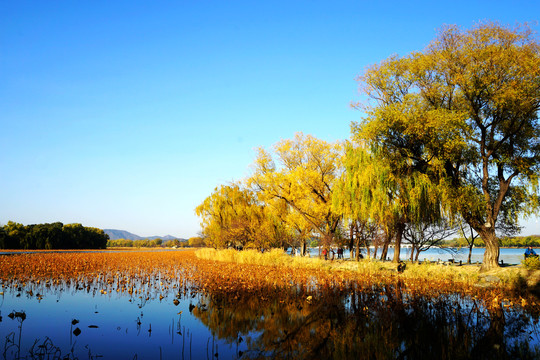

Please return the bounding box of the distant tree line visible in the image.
[500,236,540,248]
[0,221,109,249]
[444,235,540,248]
[106,237,205,248]
[107,238,166,248]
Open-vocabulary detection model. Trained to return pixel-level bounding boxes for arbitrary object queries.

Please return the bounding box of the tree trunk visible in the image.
[364,236,371,259]
[380,228,393,261]
[467,225,476,264]
[349,223,354,255]
[479,227,500,271]
[393,223,405,263]
[302,240,307,256]
[355,238,361,261]
[355,226,361,262]
[380,243,388,261]
[322,233,333,249]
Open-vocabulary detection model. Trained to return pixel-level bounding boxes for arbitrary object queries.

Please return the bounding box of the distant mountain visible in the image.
[104,229,142,240]
[159,235,181,241]
[104,229,185,241]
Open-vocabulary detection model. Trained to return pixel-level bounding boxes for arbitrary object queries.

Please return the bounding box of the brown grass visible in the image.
[1,248,538,312]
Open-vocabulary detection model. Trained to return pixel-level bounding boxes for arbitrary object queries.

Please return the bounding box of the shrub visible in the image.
[522,256,540,270]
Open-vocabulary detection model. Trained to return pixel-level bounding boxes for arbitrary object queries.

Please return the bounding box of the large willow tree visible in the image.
[195,183,271,249]
[249,133,342,248]
[355,23,540,270]
[333,141,442,262]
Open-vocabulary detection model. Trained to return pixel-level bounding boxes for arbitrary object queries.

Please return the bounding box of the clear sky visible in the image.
[1,0,539,238]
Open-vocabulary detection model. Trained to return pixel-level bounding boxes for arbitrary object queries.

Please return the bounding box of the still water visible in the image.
[0,279,233,359]
[307,247,529,265]
[1,250,539,359]
[2,280,539,359]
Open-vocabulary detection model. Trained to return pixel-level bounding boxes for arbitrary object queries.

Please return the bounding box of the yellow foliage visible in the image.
[249,133,343,246]
[353,22,540,270]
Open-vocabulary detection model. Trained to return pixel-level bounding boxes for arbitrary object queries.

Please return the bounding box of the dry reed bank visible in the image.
[1,248,539,313]
[196,248,540,301]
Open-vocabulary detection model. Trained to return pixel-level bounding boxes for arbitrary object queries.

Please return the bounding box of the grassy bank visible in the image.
[195,248,540,294]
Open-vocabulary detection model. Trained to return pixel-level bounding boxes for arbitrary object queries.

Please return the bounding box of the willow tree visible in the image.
[260,196,309,251]
[249,133,342,249]
[195,183,269,249]
[355,23,540,270]
[333,143,390,260]
[333,141,442,262]
[271,198,314,255]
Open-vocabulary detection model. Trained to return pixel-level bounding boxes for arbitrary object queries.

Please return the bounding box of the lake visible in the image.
[1,250,539,359]
[306,247,529,265]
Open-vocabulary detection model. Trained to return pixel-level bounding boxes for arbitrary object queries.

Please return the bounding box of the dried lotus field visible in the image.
[1,249,540,359]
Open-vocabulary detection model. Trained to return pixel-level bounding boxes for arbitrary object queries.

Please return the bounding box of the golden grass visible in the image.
[196,248,540,311]
[2,248,538,313]
[195,248,535,291]
[196,248,337,270]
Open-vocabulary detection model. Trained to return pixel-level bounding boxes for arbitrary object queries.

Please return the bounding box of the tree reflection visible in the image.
[192,284,540,359]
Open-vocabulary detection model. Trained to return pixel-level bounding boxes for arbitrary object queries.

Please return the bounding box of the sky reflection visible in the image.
[2,279,539,359]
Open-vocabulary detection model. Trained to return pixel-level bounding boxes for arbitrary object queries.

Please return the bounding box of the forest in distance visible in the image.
[105,235,540,250]
[1,221,539,251]
[446,235,540,248]
[0,221,108,250]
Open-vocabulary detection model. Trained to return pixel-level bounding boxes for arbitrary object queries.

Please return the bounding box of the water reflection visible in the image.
[192,283,540,359]
[1,262,540,359]
[0,281,235,359]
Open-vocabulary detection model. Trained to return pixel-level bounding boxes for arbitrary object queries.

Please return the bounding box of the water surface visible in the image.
[1,251,540,359]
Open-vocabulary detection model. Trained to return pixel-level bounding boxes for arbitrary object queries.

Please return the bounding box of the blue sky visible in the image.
[1,0,539,238]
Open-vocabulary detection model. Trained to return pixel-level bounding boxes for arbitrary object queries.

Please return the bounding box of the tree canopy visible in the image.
[249,133,343,248]
[354,22,540,270]
[195,182,288,250]
[194,23,539,270]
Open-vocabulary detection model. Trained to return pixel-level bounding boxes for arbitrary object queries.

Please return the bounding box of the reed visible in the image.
[195,248,534,289]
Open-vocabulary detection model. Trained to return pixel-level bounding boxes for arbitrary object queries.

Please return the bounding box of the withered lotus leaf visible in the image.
[0,249,538,317]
